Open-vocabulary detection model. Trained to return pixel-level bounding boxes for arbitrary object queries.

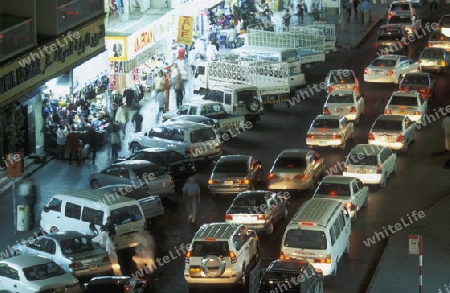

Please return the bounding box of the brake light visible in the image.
[344,202,355,210]
[323,107,330,114]
[386,70,394,76]
[327,85,333,92]
[332,135,341,139]
[279,252,291,260]
[377,165,382,174]
[412,111,420,115]
[236,179,250,184]
[314,254,332,264]
[185,251,192,263]
[306,134,315,138]
[205,238,216,242]
[69,262,83,269]
[350,107,356,113]
[364,68,369,75]
[388,12,393,18]
[229,251,237,263]
[385,109,392,114]
[215,144,221,149]
[124,285,131,292]
[225,214,233,220]
[353,85,359,91]
[396,134,404,142]
[294,174,308,180]
[256,214,265,220]
[208,179,219,184]
[368,132,375,140]
[267,173,278,180]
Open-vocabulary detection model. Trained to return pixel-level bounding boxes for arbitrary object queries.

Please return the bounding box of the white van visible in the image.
[40,189,146,250]
[280,198,351,277]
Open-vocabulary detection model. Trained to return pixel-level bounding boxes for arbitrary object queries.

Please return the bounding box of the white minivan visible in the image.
[280,198,351,277]
[40,189,146,250]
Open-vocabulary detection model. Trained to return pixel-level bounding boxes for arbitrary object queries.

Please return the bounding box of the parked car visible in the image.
[323,90,365,123]
[343,144,397,187]
[387,14,421,35]
[384,90,428,123]
[324,69,360,94]
[428,29,450,52]
[306,115,354,149]
[164,115,219,132]
[313,175,369,220]
[267,149,325,192]
[83,276,150,293]
[399,72,436,101]
[117,147,196,187]
[369,114,416,152]
[418,47,450,73]
[225,190,289,236]
[259,259,323,293]
[0,255,82,293]
[364,55,419,84]
[375,24,409,54]
[12,231,111,278]
[386,1,414,19]
[184,223,260,291]
[208,155,259,197]
[89,160,175,198]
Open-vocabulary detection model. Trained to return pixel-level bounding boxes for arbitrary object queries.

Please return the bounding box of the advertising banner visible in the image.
[105,36,128,61]
[177,16,193,45]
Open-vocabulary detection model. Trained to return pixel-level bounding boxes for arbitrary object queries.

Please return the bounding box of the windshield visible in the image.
[60,236,95,255]
[284,229,327,250]
[390,3,411,12]
[429,31,450,41]
[371,59,396,67]
[388,16,411,24]
[312,119,340,128]
[402,75,428,85]
[329,72,355,84]
[111,205,143,225]
[327,94,354,103]
[373,119,403,131]
[389,95,418,106]
[215,160,248,173]
[23,261,66,280]
[421,49,444,58]
[316,183,350,197]
[379,28,403,36]
[191,241,229,257]
[233,194,266,207]
[190,128,217,143]
[348,154,378,165]
[274,157,306,169]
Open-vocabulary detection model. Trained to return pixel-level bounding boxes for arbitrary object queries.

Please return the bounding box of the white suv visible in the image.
[184,223,260,291]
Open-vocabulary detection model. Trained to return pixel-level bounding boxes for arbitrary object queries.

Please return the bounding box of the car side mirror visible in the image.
[43,206,49,212]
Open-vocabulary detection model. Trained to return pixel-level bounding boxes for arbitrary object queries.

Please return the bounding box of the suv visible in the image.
[184,223,260,291]
[259,259,323,293]
[128,121,222,162]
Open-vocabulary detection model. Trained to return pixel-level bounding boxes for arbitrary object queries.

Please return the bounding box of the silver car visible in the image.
[306,115,354,149]
[89,160,175,198]
[368,114,416,152]
[12,231,111,278]
[418,47,450,73]
[324,69,360,94]
[323,90,365,123]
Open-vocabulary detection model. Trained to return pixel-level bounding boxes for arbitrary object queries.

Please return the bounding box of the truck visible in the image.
[193,60,293,111]
[162,100,247,133]
[305,23,338,53]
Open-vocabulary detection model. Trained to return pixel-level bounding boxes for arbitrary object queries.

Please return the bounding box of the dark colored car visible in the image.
[119,148,196,187]
[259,259,323,293]
[376,24,408,54]
[399,72,436,101]
[83,276,150,293]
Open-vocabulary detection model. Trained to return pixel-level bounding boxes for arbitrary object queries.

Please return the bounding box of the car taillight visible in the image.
[385,109,392,114]
[396,134,404,142]
[386,70,394,76]
[279,252,291,260]
[141,183,148,190]
[236,179,250,184]
[102,256,110,263]
[400,87,409,91]
[332,135,341,139]
[256,214,265,220]
[267,173,278,180]
[421,89,431,94]
[342,163,347,172]
[69,262,83,269]
[208,179,219,185]
[323,107,330,114]
[306,134,315,138]
[350,107,356,113]
[314,254,332,264]
[185,251,192,263]
[294,174,308,180]
[124,285,131,292]
[412,111,420,115]
[169,177,174,185]
[344,202,355,210]
[225,214,233,220]
[215,144,221,149]
[327,85,333,92]
[368,132,375,140]
[364,68,369,75]
[388,12,393,18]
[353,85,359,91]
[377,165,382,174]
[229,251,237,263]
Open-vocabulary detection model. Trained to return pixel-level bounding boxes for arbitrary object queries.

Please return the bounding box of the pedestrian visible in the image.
[110,126,121,161]
[131,107,143,133]
[87,222,99,237]
[227,26,237,49]
[56,124,68,160]
[206,41,218,61]
[442,113,450,152]
[252,160,264,190]
[182,177,201,229]
[106,232,122,276]
[340,5,350,31]
[360,0,372,26]
[154,69,166,123]
[297,2,304,25]
[177,45,186,61]
[92,225,108,247]
[86,126,99,164]
[430,0,437,12]
[282,8,291,28]
[67,130,80,165]
[173,71,184,108]
[352,0,360,22]
[344,0,352,23]
[115,103,129,137]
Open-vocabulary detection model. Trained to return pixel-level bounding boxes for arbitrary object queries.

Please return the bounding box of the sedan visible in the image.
[323,89,365,123]
[267,149,325,192]
[387,14,421,35]
[418,47,450,73]
[375,24,409,54]
[306,115,354,149]
[224,190,289,236]
[164,115,219,133]
[324,69,360,94]
[428,30,450,52]
[313,175,369,220]
[386,1,414,19]
[368,115,416,152]
[12,231,111,278]
[364,55,419,84]
[89,160,175,198]
[0,255,82,293]
[399,72,436,101]
[385,90,428,123]
[208,155,259,197]
[83,276,150,293]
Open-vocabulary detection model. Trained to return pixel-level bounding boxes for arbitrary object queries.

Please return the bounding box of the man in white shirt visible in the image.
[106,232,122,276]
[56,125,68,160]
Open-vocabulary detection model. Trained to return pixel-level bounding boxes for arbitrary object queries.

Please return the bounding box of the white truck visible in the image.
[303,24,338,53]
[193,60,293,110]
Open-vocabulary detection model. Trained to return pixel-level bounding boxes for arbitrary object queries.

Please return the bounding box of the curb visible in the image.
[354,16,382,50]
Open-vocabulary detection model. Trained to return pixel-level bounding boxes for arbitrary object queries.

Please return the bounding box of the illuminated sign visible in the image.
[177,16,193,45]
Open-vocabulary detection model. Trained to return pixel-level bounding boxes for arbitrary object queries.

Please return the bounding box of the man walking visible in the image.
[67,130,80,165]
[131,107,143,133]
[182,177,201,229]
[110,126,121,161]
[282,8,291,29]
[56,124,68,160]
[360,0,372,26]
[442,113,450,152]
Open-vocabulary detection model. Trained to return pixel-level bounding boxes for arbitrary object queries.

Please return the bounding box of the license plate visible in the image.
[357,169,366,174]
[335,108,343,112]
[374,70,383,75]
[90,264,99,271]
[224,181,233,185]
[179,166,185,171]
[398,111,407,115]
[319,141,327,145]
[383,135,391,140]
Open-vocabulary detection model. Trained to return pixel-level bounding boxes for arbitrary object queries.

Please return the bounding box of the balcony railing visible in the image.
[57,0,103,33]
[0,15,34,63]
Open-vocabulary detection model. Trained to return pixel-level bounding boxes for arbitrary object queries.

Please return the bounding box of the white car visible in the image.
[0,255,82,293]
[384,90,428,123]
[364,55,419,84]
[386,1,415,19]
[387,14,422,35]
[306,115,354,149]
[324,69,360,94]
[323,90,365,123]
[313,175,369,220]
[368,114,416,152]
[343,144,397,187]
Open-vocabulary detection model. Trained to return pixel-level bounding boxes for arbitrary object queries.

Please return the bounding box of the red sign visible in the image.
[6,153,22,178]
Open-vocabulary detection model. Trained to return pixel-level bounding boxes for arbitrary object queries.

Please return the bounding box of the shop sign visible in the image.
[105,36,128,61]
[110,61,132,74]
[177,16,193,45]
[128,18,170,59]
[132,26,155,57]
[0,18,106,107]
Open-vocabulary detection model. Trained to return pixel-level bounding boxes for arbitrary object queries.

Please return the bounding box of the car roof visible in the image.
[217,155,251,162]
[86,276,132,285]
[1,255,52,267]
[391,91,419,97]
[314,114,344,120]
[137,147,171,153]
[328,69,355,75]
[376,54,403,60]
[375,114,405,121]
[321,175,356,184]
[266,259,309,271]
[350,144,383,155]
[380,24,404,29]
[403,72,431,77]
[157,121,213,130]
[42,231,87,241]
[279,149,311,157]
[52,189,140,205]
[194,223,240,241]
[235,190,272,199]
[169,115,213,122]
[328,89,355,95]
[113,160,155,167]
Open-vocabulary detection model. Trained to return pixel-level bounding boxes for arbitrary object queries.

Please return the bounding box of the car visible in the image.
[83,276,150,293]
[387,14,421,35]
[259,259,324,293]
[184,223,260,291]
[313,176,368,221]
[0,255,82,293]
[375,24,409,54]
[343,144,397,187]
[224,190,289,236]
[89,160,175,198]
[128,121,222,162]
[267,149,325,192]
[384,90,428,123]
[117,147,196,187]
[405,0,425,7]
[164,115,219,132]
[438,14,450,36]
[323,90,365,123]
[399,72,436,101]
[208,155,259,197]
[368,114,416,152]
[364,55,419,84]
[427,29,450,52]
[418,47,450,73]
[12,231,111,278]
[386,1,414,19]
[324,69,360,94]
[306,115,354,149]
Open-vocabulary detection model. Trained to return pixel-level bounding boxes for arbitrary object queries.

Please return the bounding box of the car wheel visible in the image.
[339,139,347,149]
[316,281,324,293]
[130,142,141,153]
[355,116,360,124]
[396,76,402,85]
[344,240,350,255]
[411,133,416,142]
[403,142,409,153]
[246,98,261,113]
[240,264,247,288]
[379,173,387,188]
[265,221,274,236]
[282,207,289,220]
[331,263,338,277]
[90,179,100,189]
